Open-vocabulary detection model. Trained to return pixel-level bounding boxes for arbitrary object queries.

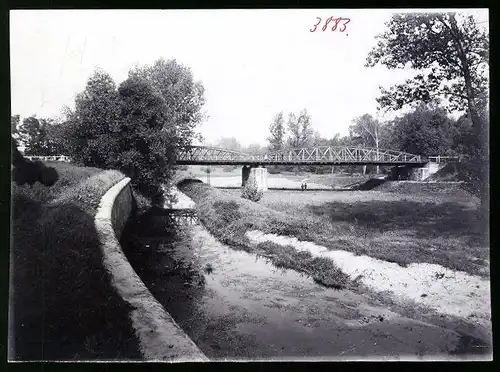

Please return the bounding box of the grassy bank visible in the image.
[254,189,488,278]
[180,175,488,279]
[11,162,141,360]
[177,180,350,289]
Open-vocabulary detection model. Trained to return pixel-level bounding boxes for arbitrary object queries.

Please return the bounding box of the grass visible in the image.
[256,190,488,278]
[11,162,141,360]
[180,171,488,278]
[177,179,351,289]
[256,242,349,289]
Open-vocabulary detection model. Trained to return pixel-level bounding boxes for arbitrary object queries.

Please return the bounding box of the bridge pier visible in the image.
[242,165,268,191]
[242,165,251,187]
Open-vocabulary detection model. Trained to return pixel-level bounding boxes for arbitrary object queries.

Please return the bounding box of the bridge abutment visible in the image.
[390,162,442,181]
[242,165,268,191]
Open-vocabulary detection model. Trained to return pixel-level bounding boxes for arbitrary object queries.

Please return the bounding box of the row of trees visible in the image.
[268,109,315,152]
[263,103,476,157]
[13,59,206,205]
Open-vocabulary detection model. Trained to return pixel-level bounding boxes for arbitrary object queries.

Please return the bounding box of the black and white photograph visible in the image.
[9,8,491,361]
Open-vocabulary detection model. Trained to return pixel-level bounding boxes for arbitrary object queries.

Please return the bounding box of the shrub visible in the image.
[241,176,263,202]
[222,165,236,172]
[213,200,242,226]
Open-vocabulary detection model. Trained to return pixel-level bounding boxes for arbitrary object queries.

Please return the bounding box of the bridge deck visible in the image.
[176,160,428,167]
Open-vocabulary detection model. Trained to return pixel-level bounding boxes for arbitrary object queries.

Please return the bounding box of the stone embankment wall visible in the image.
[95,177,208,361]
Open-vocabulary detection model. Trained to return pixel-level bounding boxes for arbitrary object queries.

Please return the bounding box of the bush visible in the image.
[222,165,236,172]
[241,176,263,202]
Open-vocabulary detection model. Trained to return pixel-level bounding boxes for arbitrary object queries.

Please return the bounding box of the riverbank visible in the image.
[177,180,351,289]
[222,187,487,277]
[176,179,491,352]
[10,162,141,360]
[121,185,491,359]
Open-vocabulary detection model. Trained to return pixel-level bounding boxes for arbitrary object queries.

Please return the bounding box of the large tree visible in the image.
[298,109,314,148]
[15,116,62,156]
[286,112,300,148]
[286,109,314,149]
[350,114,394,174]
[64,69,121,166]
[113,76,177,202]
[129,58,206,150]
[390,103,457,156]
[366,12,489,204]
[63,66,203,204]
[267,112,285,152]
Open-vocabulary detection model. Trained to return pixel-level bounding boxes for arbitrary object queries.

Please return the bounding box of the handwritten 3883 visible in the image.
[310,17,351,34]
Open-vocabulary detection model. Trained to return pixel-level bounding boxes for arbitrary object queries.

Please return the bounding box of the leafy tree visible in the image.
[390,104,457,156]
[63,68,195,204]
[113,76,177,202]
[298,109,314,148]
[349,114,390,173]
[286,113,300,148]
[129,58,206,150]
[267,112,285,152]
[15,116,62,156]
[311,131,328,147]
[64,69,121,166]
[45,121,70,155]
[450,113,476,155]
[286,109,313,148]
[366,12,489,205]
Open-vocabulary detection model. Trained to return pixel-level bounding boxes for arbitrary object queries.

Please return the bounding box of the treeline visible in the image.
[12,59,206,205]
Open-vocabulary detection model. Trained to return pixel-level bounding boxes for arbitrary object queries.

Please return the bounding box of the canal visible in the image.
[119,191,478,361]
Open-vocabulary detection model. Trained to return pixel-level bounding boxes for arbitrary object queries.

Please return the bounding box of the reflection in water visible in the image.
[120,208,483,361]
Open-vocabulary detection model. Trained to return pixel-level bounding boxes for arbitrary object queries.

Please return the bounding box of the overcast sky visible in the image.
[10,9,488,146]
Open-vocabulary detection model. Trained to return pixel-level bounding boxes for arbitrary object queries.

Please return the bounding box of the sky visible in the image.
[10,9,488,147]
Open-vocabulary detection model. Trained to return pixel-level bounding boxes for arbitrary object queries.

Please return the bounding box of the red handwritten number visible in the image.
[311,16,350,33]
[322,16,333,31]
[339,18,351,32]
[310,17,321,32]
[330,17,342,32]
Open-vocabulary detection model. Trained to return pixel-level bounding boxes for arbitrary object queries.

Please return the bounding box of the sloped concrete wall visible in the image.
[95,177,208,361]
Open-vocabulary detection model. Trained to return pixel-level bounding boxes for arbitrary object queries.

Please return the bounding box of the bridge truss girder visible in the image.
[176,146,427,166]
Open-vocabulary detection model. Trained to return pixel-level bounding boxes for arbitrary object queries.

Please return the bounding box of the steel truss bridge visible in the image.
[176,146,429,166]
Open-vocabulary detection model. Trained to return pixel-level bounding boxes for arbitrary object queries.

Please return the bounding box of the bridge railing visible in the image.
[427,156,461,163]
[24,155,72,163]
